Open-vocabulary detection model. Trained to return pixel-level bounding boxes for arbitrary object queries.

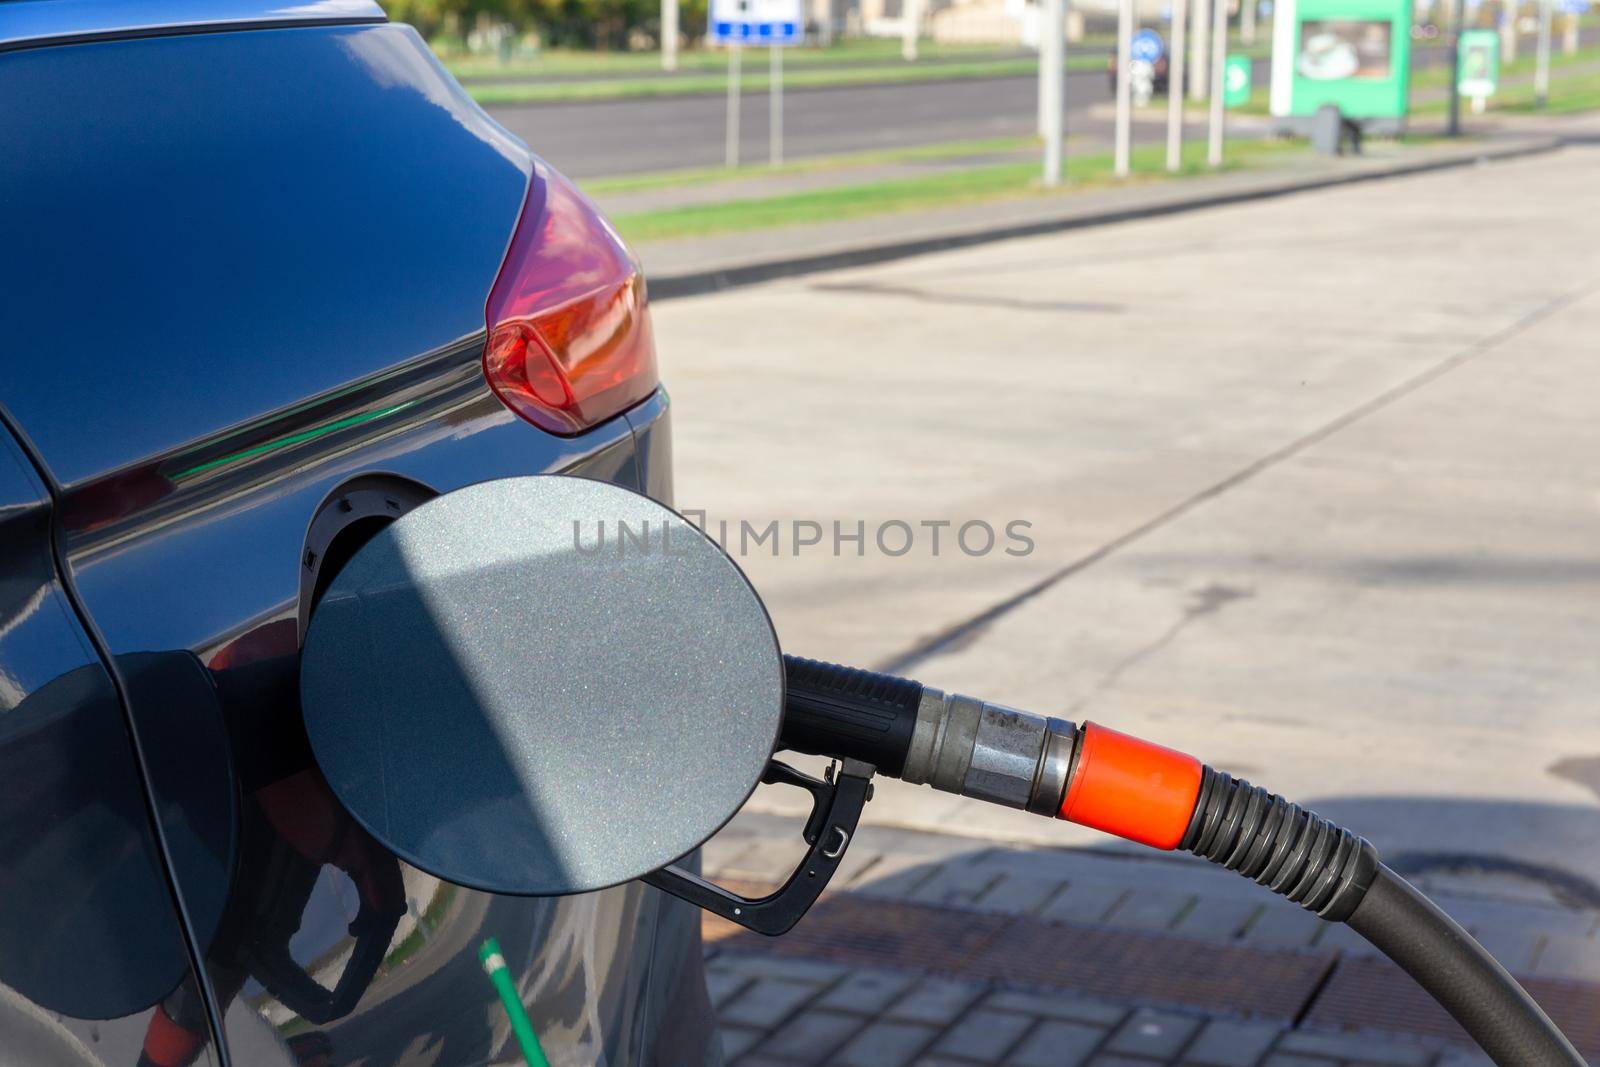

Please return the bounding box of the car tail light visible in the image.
[484,162,658,436]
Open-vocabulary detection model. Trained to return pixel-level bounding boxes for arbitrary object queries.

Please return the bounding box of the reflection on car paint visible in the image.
[0,423,221,1067]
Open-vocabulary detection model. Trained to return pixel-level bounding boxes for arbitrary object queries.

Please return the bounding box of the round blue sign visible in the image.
[1131,29,1165,63]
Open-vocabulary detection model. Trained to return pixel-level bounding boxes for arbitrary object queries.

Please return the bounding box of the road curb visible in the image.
[646,136,1561,301]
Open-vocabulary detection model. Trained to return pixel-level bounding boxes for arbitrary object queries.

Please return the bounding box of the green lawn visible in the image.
[1413,62,1600,114]
[611,137,1306,242]
[1503,79,1600,113]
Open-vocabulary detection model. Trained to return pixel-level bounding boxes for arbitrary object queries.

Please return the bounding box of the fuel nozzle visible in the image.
[782,655,1376,921]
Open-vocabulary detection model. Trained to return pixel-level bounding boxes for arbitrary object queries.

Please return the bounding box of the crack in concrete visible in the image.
[876,275,1600,676]
[810,280,1125,315]
[1067,583,1254,716]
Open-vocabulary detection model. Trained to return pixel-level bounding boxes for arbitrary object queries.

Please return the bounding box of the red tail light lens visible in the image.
[484,162,658,435]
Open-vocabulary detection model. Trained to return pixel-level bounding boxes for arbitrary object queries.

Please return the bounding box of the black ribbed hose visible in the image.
[1181,769,1582,1066]
[1180,767,1379,921]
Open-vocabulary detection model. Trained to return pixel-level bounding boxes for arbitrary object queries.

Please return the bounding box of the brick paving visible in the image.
[707,952,1489,1067]
[702,816,1600,1066]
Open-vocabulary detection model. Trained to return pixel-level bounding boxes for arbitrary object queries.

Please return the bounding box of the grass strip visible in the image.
[612,137,1304,242]
[1413,63,1600,114]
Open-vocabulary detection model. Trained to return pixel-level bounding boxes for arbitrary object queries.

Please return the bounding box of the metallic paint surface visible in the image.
[0,420,220,1062]
[0,1,384,51]
[0,23,529,488]
[301,476,783,896]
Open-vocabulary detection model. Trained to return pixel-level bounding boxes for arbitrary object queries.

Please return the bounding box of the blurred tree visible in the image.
[382,0,461,39]
[381,0,709,48]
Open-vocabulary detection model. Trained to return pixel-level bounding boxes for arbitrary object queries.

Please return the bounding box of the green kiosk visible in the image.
[1269,0,1413,135]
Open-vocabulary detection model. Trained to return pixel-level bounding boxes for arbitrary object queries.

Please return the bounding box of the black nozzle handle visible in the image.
[780,656,922,778]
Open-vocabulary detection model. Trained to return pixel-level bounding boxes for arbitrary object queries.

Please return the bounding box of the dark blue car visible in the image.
[0,3,712,1063]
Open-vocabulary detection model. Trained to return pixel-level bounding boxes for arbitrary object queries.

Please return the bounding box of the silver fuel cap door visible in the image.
[299,475,783,896]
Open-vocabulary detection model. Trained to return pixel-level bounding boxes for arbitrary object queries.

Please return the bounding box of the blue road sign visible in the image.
[710,0,803,44]
[1557,0,1589,13]
[1130,29,1166,63]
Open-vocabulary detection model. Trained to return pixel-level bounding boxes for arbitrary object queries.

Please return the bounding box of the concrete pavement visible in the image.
[651,120,1600,901]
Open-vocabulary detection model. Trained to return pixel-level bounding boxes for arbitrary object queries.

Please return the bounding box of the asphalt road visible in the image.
[491,67,1112,177]
[651,130,1600,889]
[485,35,1592,178]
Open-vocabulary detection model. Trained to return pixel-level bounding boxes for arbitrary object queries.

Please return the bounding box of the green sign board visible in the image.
[1224,55,1253,107]
[1457,28,1500,98]
[1279,0,1413,119]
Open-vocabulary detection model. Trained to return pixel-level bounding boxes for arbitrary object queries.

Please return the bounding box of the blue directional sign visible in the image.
[1130,29,1166,63]
[710,0,803,44]
[1557,0,1589,13]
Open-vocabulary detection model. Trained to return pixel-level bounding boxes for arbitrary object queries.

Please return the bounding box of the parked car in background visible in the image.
[0,2,712,1064]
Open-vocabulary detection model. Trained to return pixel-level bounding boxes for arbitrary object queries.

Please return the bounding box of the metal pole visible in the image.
[1502,0,1518,60]
[1241,0,1257,43]
[1206,0,1227,165]
[1563,10,1578,54]
[1167,0,1189,170]
[1447,0,1464,135]
[1191,0,1211,98]
[771,44,784,165]
[726,43,742,168]
[902,0,920,60]
[662,0,679,70]
[1043,0,1066,184]
[1115,0,1133,176]
[1038,3,1051,135]
[1535,0,1552,106]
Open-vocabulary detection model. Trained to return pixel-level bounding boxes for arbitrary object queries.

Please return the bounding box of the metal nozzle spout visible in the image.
[899,686,1078,816]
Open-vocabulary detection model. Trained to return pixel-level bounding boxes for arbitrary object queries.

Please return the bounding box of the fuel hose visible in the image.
[781,656,1584,1067]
